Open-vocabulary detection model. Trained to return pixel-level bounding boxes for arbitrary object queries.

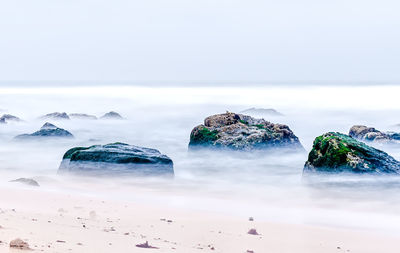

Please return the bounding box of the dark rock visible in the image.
[304,132,400,174]
[0,118,5,124]
[10,178,40,187]
[100,111,123,119]
[386,132,400,141]
[69,113,97,120]
[14,122,74,140]
[58,143,173,175]
[39,112,70,120]
[189,112,302,151]
[0,114,22,123]
[240,107,283,116]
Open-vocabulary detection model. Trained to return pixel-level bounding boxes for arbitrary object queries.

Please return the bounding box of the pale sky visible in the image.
[0,0,399,83]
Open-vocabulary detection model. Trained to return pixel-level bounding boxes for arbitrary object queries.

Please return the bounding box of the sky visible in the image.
[0,0,399,84]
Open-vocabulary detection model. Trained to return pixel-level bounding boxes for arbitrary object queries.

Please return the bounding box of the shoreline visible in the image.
[0,185,399,253]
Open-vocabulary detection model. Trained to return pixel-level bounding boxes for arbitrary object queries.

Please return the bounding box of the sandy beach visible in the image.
[0,183,398,253]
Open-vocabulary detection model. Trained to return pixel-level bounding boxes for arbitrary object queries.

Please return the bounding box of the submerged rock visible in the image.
[0,114,22,123]
[304,132,400,174]
[0,118,5,124]
[14,122,74,140]
[10,178,40,187]
[240,107,283,116]
[40,112,70,120]
[69,113,97,120]
[100,111,123,119]
[189,112,302,151]
[59,143,173,175]
[349,125,396,143]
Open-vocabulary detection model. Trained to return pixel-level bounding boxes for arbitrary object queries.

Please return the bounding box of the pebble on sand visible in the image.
[9,238,31,250]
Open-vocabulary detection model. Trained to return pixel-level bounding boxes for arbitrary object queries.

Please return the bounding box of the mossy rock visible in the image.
[304,132,400,174]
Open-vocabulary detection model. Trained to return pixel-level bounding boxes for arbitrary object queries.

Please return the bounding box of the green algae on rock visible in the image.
[189,112,303,151]
[304,132,400,174]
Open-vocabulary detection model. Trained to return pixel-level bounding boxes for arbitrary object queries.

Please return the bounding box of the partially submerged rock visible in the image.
[59,143,173,175]
[10,178,39,187]
[304,132,400,174]
[9,238,31,250]
[14,122,74,140]
[0,118,5,124]
[100,111,123,119]
[349,125,397,143]
[0,114,22,123]
[189,112,302,151]
[240,107,283,116]
[69,113,97,120]
[40,112,70,120]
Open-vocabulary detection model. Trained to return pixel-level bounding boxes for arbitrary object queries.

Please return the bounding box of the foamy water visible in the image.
[1,85,400,234]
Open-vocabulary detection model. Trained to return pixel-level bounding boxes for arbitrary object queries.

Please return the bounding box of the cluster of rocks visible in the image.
[40,111,123,120]
[5,109,400,177]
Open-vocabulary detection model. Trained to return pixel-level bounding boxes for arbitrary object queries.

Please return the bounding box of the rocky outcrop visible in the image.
[10,178,40,186]
[0,114,22,123]
[69,113,97,120]
[189,112,302,151]
[0,118,5,124]
[240,108,283,116]
[304,132,400,174]
[100,111,123,119]
[349,125,400,144]
[14,122,74,140]
[40,112,70,120]
[59,143,173,175]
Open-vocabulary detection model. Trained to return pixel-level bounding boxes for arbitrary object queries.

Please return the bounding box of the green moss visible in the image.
[63,146,93,159]
[190,126,219,145]
[239,120,248,125]
[310,133,352,167]
[254,124,265,129]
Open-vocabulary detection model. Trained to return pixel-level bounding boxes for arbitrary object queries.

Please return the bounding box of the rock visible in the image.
[0,118,5,124]
[240,107,283,116]
[349,125,396,143]
[0,114,22,123]
[304,132,400,174]
[10,178,39,187]
[100,111,123,119]
[69,113,97,120]
[58,143,173,175]
[247,228,259,235]
[9,238,31,250]
[386,131,400,141]
[14,122,74,140]
[136,241,158,249]
[39,112,70,120]
[189,112,302,151]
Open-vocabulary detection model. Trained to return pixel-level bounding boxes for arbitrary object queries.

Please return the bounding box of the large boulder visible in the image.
[100,111,123,119]
[304,132,400,174]
[349,125,399,144]
[59,143,173,175]
[40,112,70,120]
[189,112,302,151]
[14,122,74,140]
[69,113,97,120]
[0,114,22,123]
